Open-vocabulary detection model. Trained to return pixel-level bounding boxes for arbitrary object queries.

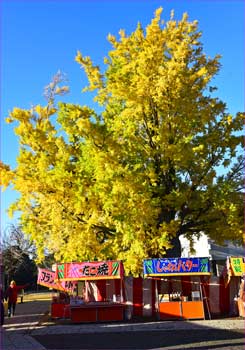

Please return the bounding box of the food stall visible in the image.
[225,256,245,317]
[237,275,245,317]
[143,257,211,320]
[54,260,125,323]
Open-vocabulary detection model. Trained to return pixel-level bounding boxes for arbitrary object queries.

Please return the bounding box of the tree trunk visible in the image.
[165,235,181,258]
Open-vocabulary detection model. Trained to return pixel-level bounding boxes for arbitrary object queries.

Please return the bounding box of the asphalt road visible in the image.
[34,328,245,350]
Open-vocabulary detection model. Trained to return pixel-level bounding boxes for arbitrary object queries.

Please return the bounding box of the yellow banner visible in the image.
[230,257,245,276]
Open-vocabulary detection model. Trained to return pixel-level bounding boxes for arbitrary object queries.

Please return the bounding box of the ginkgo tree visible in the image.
[1,8,244,275]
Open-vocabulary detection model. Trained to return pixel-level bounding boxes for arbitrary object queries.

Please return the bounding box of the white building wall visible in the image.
[180,233,211,258]
[180,233,244,261]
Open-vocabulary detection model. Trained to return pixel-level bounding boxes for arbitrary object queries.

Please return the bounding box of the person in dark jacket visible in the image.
[0,286,4,325]
[5,280,29,317]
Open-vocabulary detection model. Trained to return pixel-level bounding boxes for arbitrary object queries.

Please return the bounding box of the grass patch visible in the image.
[22,292,53,301]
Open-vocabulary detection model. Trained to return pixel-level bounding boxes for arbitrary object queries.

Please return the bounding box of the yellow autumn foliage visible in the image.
[1,8,243,275]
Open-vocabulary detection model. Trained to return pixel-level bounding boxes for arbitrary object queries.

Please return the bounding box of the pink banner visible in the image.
[55,260,124,281]
[37,267,77,293]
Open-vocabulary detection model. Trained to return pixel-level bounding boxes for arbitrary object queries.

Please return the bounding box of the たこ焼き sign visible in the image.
[55,260,124,281]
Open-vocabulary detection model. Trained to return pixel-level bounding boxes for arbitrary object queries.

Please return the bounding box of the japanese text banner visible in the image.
[37,267,77,292]
[229,257,245,276]
[55,260,124,281]
[143,257,210,276]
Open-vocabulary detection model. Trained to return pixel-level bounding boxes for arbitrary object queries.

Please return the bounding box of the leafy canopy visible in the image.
[1,8,244,275]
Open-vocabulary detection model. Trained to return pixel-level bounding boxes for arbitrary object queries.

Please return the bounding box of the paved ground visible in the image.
[1,297,245,350]
[1,298,50,350]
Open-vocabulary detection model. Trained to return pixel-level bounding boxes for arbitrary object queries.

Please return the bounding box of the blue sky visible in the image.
[1,0,244,234]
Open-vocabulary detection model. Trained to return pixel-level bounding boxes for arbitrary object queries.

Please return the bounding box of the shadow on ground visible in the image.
[33,328,245,350]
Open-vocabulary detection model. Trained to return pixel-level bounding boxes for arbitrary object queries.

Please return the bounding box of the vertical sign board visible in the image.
[229,257,245,276]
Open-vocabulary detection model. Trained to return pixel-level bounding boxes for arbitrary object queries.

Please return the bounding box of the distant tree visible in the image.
[2,224,37,259]
[0,8,244,275]
[2,247,36,288]
[38,253,56,270]
[1,225,37,288]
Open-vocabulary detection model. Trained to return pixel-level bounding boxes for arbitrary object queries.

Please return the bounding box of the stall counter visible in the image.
[70,302,125,323]
[159,300,204,320]
[51,302,70,319]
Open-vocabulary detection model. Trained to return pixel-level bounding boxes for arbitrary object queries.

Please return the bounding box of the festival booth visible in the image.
[224,256,245,317]
[237,275,245,317]
[143,257,211,320]
[54,260,126,323]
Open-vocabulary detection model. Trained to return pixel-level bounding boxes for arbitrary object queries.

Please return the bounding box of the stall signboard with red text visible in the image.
[143,257,211,277]
[37,267,77,292]
[55,260,124,281]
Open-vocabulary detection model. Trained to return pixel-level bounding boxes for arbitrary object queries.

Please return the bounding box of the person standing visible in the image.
[5,280,29,317]
[0,286,4,325]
